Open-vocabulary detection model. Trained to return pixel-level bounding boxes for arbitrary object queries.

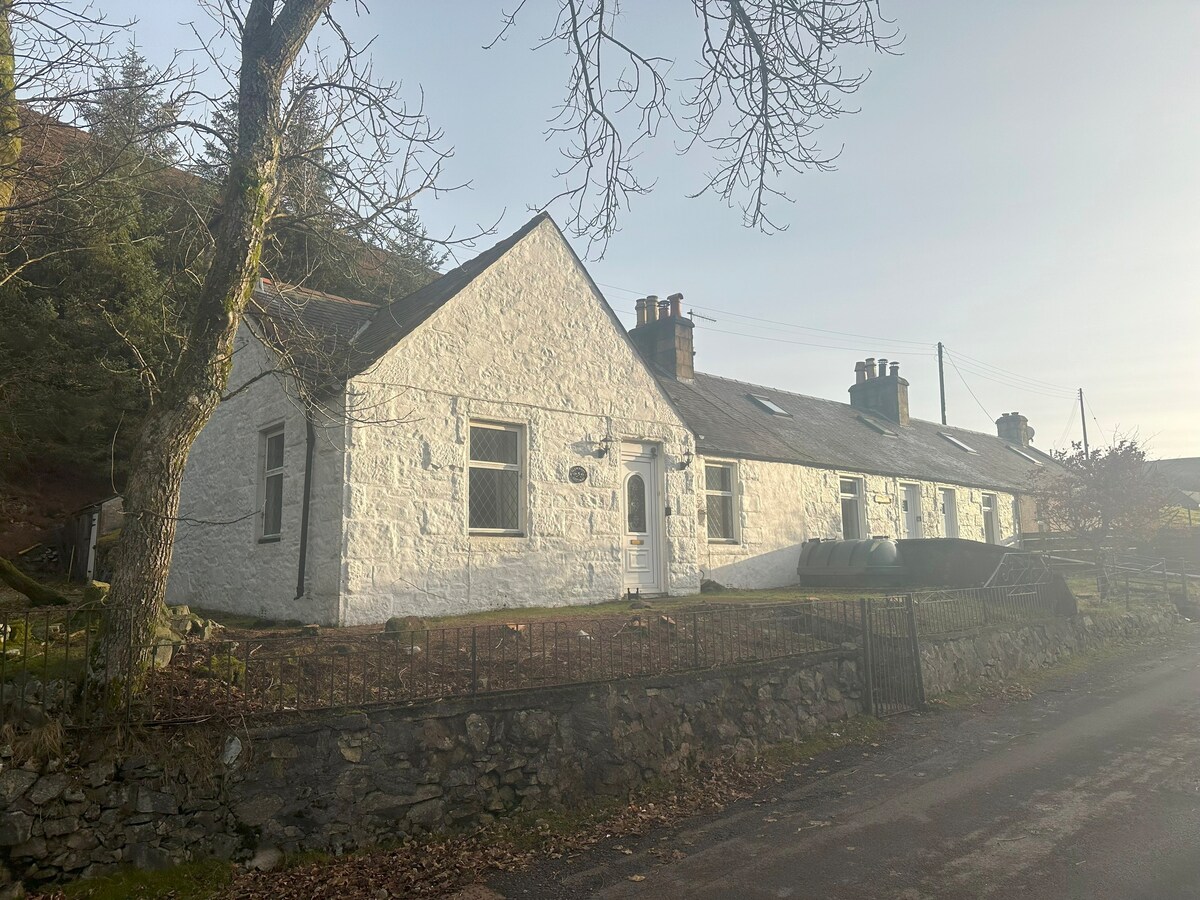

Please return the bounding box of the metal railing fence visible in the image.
[0,599,862,729]
[906,583,1063,636]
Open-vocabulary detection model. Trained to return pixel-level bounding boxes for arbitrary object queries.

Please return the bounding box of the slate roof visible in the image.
[656,371,1060,492]
[1150,458,1200,493]
[247,214,552,391]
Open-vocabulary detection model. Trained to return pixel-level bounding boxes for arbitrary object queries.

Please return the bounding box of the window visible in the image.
[626,474,647,533]
[840,477,865,540]
[748,394,792,417]
[982,493,998,544]
[1006,444,1044,466]
[939,487,959,538]
[468,422,523,534]
[857,414,897,437]
[260,427,285,541]
[938,432,978,454]
[704,463,737,542]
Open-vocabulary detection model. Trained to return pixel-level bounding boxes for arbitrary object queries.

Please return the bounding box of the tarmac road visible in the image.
[491,624,1200,900]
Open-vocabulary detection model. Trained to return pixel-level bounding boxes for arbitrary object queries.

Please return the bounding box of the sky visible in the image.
[102,1,1200,458]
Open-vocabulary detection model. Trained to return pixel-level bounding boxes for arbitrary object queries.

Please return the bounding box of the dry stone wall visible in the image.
[0,652,861,887]
[920,605,1181,696]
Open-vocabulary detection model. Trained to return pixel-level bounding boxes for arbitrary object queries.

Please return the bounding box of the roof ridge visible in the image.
[693,369,1007,442]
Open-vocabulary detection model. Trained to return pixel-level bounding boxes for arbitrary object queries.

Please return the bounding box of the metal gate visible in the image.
[861,597,925,717]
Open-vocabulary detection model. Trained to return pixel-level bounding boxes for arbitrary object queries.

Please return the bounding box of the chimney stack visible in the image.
[996,411,1035,447]
[628,292,695,382]
[848,358,910,426]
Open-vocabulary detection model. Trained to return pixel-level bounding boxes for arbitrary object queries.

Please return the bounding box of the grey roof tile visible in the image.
[658,371,1059,492]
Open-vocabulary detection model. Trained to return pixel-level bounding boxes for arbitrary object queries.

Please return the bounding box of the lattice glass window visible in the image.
[705,463,736,542]
[260,427,284,540]
[469,422,523,533]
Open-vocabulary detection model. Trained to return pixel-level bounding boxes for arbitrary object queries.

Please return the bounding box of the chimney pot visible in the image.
[996,411,1035,447]
[628,293,695,382]
[850,356,910,426]
[668,292,683,319]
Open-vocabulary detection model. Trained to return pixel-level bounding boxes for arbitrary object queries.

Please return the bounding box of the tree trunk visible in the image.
[96,0,333,688]
[0,0,20,226]
[0,557,67,606]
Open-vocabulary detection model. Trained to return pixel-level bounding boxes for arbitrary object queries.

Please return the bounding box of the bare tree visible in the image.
[494,0,898,253]
[23,0,898,688]
[97,0,447,685]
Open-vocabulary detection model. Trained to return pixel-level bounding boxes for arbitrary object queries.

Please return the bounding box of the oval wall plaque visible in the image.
[568,465,588,484]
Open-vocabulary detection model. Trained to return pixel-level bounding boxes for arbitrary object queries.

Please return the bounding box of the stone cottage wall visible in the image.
[699,457,1018,589]
[166,323,346,625]
[0,652,860,886]
[339,219,700,623]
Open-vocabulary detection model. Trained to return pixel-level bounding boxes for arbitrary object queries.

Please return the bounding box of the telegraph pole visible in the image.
[937,342,948,425]
[1079,388,1090,456]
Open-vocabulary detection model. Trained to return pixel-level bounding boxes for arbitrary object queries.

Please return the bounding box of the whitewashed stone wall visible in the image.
[699,457,1018,589]
[339,219,699,623]
[166,324,345,624]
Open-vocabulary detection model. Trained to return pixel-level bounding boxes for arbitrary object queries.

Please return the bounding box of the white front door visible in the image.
[901,484,922,539]
[940,488,959,538]
[621,444,664,594]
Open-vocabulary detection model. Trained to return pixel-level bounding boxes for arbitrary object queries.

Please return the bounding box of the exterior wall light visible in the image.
[678,450,694,470]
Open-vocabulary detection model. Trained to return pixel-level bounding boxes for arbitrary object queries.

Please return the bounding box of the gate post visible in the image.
[904,595,926,708]
[859,598,874,717]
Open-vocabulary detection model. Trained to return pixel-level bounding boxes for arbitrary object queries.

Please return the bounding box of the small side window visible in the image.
[260,427,285,541]
[704,463,737,542]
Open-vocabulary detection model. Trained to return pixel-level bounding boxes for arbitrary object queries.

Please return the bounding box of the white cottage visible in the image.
[166,214,1056,624]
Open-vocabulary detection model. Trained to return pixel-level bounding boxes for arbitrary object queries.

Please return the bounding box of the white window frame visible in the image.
[939,487,959,538]
[938,432,978,454]
[259,425,285,542]
[467,420,525,536]
[748,394,792,417]
[839,476,867,541]
[703,461,739,544]
[982,493,998,544]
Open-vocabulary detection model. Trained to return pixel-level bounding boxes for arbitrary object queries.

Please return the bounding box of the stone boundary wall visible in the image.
[0,651,862,887]
[0,604,1184,889]
[919,605,1181,696]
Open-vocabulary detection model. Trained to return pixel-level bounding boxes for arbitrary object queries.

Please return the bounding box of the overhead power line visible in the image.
[600,280,1080,408]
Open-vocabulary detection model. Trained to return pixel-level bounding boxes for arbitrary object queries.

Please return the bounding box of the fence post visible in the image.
[691,613,700,668]
[859,598,874,718]
[904,595,927,708]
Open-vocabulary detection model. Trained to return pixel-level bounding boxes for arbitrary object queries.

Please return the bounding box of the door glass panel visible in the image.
[626,473,647,533]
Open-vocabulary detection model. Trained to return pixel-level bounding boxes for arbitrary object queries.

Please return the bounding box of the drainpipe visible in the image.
[295,408,316,600]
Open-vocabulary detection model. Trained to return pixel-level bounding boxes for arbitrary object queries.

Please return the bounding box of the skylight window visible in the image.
[748,394,791,417]
[1007,444,1044,466]
[857,414,897,437]
[939,432,978,454]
